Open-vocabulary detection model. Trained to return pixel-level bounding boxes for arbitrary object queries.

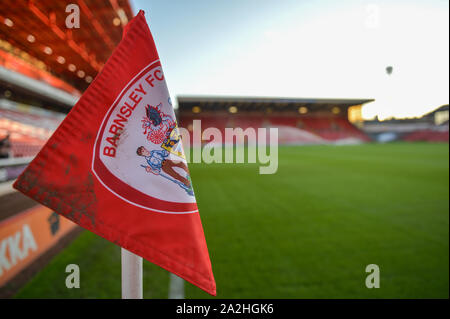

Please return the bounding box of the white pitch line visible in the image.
[168,273,185,299]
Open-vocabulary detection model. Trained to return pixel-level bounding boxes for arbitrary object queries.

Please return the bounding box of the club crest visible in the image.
[138,99,192,195]
[141,102,185,159]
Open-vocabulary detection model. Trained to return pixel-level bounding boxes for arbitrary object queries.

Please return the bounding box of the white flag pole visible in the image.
[121,248,143,299]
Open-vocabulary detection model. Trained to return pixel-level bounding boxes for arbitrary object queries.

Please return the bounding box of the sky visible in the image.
[131,0,449,120]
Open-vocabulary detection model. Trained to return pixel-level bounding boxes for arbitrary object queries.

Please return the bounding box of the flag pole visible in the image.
[121,248,143,299]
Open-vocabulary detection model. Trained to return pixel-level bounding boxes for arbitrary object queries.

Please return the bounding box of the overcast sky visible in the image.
[131,0,449,119]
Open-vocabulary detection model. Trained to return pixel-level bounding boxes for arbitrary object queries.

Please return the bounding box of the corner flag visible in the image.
[13,10,216,296]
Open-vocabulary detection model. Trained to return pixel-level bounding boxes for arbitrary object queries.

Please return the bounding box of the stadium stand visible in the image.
[0,99,64,158]
[178,96,374,145]
[363,104,449,143]
[402,129,449,142]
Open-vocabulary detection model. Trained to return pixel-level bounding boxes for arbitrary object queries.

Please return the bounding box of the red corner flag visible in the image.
[13,10,216,296]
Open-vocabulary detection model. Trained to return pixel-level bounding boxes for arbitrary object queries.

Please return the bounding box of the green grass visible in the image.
[15,143,449,298]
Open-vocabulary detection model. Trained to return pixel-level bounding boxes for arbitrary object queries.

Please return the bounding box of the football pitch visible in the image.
[14,143,449,298]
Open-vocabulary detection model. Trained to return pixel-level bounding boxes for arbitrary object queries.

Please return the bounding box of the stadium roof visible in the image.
[0,1,133,91]
[177,95,375,112]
